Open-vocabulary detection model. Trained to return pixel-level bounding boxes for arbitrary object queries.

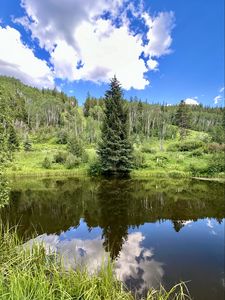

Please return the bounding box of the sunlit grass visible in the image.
[0,226,191,300]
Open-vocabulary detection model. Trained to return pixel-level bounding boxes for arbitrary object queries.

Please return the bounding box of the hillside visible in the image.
[0,75,224,178]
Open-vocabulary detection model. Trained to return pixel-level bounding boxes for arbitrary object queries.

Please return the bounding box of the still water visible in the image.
[1,177,224,299]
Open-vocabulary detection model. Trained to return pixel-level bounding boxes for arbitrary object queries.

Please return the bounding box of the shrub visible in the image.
[177,140,204,151]
[189,148,204,157]
[42,157,52,169]
[133,150,146,169]
[53,151,67,164]
[207,143,225,153]
[23,138,32,152]
[168,170,187,178]
[67,136,83,157]
[154,154,168,167]
[81,151,89,163]
[56,129,68,144]
[207,154,225,175]
[88,159,102,176]
[141,145,156,154]
[188,164,208,177]
[65,154,81,169]
[167,143,179,152]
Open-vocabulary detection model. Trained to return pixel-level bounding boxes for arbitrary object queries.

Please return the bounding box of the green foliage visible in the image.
[53,151,67,164]
[0,173,10,208]
[188,148,204,157]
[88,159,103,176]
[0,227,190,300]
[67,136,83,157]
[207,154,225,174]
[98,77,133,175]
[168,140,204,152]
[23,137,32,152]
[133,150,146,169]
[174,100,190,139]
[56,129,68,144]
[154,154,169,167]
[167,170,188,178]
[65,153,81,169]
[42,157,52,169]
[210,125,224,144]
[141,144,156,154]
[8,125,19,152]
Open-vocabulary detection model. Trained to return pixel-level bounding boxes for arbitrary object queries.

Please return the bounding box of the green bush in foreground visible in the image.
[42,157,52,169]
[0,227,191,300]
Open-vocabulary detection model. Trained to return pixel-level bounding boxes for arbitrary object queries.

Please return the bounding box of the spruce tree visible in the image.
[98,76,133,175]
[175,100,190,139]
[8,125,19,152]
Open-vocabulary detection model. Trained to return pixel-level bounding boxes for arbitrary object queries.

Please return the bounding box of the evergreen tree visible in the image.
[175,100,190,139]
[98,76,133,175]
[7,125,19,152]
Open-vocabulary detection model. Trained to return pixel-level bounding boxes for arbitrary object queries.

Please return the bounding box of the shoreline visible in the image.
[5,169,225,183]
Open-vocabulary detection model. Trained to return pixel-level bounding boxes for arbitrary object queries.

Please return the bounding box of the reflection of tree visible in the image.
[97,179,131,259]
[172,220,185,232]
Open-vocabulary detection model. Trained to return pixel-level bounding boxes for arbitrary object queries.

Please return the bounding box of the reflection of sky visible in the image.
[24,218,224,299]
[25,225,164,295]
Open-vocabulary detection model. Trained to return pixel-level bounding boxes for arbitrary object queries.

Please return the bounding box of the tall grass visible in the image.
[0,226,191,300]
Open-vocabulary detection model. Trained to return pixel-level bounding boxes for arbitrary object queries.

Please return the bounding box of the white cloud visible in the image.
[143,11,175,58]
[219,87,224,93]
[214,95,222,104]
[13,0,175,90]
[0,26,54,88]
[184,98,199,105]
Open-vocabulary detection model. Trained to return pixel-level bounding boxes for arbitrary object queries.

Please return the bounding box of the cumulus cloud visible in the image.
[0,26,54,88]
[184,98,199,105]
[12,0,175,89]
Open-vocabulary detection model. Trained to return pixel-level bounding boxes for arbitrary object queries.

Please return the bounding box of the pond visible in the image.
[1,177,224,299]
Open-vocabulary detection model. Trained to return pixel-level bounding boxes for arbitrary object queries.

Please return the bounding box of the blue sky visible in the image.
[0,0,224,106]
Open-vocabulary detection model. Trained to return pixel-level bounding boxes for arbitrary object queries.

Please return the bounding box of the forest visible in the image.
[0,75,224,179]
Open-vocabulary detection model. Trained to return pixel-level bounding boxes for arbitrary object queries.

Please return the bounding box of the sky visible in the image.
[0,0,224,106]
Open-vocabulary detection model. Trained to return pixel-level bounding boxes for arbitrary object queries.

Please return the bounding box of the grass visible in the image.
[0,226,191,300]
[5,130,225,180]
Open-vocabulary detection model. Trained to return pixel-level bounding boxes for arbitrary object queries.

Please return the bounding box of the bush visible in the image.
[65,154,81,169]
[189,148,204,157]
[67,136,83,157]
[81,151,89,163]
[168,170,187,178]
[53,151,67,164]
[141,145,156,154]
[42,157,52,169]
[207,154,225,175]
[154,154,168,167]
[88,159,102,176]
[206,143,225,153]
[133,150,146,169]
[188,164,208,177]
[178,140,204,151]
[167,143,178,152]
[56,129,68,144]
[23,138,32,152]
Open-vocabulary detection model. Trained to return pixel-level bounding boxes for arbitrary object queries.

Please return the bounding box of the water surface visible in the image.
[1,177,224,299]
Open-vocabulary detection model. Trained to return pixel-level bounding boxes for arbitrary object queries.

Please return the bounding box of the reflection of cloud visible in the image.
[24,231,164,295]
[115,232,164,295]
[207,218,217,235]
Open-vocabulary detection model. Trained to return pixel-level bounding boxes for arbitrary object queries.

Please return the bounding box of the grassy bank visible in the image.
[4,130,225,180]
[0,227,190,300]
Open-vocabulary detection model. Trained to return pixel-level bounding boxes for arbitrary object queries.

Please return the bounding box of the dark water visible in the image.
[1,177,224,299]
